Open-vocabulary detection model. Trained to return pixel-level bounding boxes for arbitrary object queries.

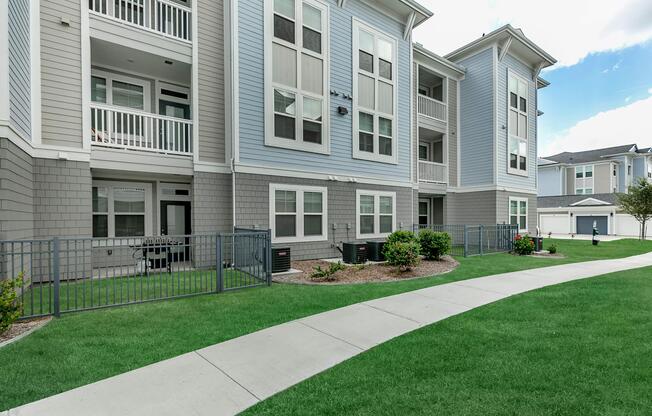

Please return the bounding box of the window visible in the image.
[90,69,151,112]
[575,165,594,195]
[356,190,396,239]
[265,0,329,154]
[509,198,528,232]
[418,142,430,161]
[92,181,152,238]
[508,72,528,175]
[418,199,430,226]
[159,83,191,120]
[353,20,397,163]
[270,184,327,242]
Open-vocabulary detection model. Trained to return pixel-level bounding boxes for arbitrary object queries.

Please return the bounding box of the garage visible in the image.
[539,214,569,234]
[576,216,608,235]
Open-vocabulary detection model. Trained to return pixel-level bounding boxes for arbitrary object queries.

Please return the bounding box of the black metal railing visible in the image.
[415,224,518,257]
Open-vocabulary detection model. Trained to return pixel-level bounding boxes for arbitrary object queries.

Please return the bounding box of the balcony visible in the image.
[91,104,193,156]
[89,0,192,42]
[418,160,447,184]
[418,94,447,122]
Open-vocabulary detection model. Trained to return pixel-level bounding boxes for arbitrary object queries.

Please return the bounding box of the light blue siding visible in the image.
[237,0,411,182]
[616,156,629,192]
[633,156,646,181]
[8,0,31,139]
[457,47,494,186]
[496,53,537,191]
[538,166,562,196]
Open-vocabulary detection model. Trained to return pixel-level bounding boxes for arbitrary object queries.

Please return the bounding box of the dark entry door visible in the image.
[576,216,608,235]
[161,201,191,258]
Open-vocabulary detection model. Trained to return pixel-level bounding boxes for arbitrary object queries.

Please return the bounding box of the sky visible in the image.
[411,0,652,157]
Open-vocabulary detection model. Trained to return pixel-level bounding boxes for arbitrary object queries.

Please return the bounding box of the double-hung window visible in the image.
[353,20,397,163]
[266,0,329,154]
[509,197,528,232]
[508,72,528,175]
[356,190,396,239]
[270,184,328,242]
[92,181,152,238]
[575,165,593,195]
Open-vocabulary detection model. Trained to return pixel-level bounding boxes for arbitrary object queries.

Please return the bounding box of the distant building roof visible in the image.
[541,144,638,165]
[538,194,618,208]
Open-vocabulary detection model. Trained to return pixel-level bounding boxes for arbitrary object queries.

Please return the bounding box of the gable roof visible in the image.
[541,144,637,165]
[538,193,618,208]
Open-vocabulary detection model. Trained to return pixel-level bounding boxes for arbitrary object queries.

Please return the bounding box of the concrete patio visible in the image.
[8,252,652,416]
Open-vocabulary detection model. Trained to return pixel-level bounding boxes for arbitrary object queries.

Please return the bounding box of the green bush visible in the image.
[385,230,416,245]
[418,230,451,260]
[1,272,23,334]
[547,243,558,254]
[384,241,421,272]
[513,234,535,256]
[310,261,347,281]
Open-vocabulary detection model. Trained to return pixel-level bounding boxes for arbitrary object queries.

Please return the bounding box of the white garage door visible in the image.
[615,214,652,237]
[539,214,569,235]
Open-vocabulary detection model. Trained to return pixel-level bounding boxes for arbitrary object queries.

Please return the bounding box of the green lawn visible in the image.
[0,238,650,411]
[244,266,652,416]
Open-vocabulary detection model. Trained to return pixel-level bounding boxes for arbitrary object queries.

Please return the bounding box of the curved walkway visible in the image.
[8,252,652,416]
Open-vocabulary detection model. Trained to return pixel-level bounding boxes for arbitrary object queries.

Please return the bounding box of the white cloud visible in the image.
[625,96,632,102]
[413,0,652,68]
[540,96,652,156]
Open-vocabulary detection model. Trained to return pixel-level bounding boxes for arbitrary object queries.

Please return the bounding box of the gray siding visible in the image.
[457,48,494,187]
[33,159,92,237]
[447,78,458,187]
[197,0,226,163]
[192,172,232,233]
[235,173,413,260]
[594,164,611,194]
[496,191,537,235]
[566,167,575,195]
[445,191,497,225]
[40,0,82,148]
[8,0,31,139]
[0,138,34,240]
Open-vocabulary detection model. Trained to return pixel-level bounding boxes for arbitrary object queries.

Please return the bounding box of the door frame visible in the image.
[160,200,192,258]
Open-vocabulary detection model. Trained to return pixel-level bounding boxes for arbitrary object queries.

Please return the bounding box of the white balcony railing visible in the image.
[91,104,193,156]
[418,94,447,122]
[89,0,192,42]
[418,160,447,184]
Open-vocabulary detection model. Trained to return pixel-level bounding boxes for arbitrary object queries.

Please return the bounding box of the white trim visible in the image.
[191,0,199,164]
[264,0,331,155]
[506,68,530,177]
[492,44,497,185]
[92,180,153,238]
[570,197,610,207]
[234,161,413,188]
[356,189,397,239]
[574,164,594,195]
[90,68,153,112]
[456,78,461,187]
[446,184,538,195]
[30,0,41,145]
[269,183,328,243]
[193,161,231,174]
[498,36,512,62]
[403,11,416,40]
[81,0,91,151]
[232,0,240,163]
[352,18,398,164]
[509,196,528,233]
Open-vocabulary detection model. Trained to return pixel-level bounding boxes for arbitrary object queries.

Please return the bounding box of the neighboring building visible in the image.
[537,144,652,236]
[1,1,556,260]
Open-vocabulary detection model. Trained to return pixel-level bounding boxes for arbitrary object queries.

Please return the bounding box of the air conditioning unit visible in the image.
[366,241,385,262]
[272,247,291,273]
[342,242,367,264]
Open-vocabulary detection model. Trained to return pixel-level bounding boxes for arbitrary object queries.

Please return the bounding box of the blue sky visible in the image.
[413,0,652,157]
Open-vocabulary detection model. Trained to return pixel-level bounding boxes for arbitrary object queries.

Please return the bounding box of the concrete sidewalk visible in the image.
[9,252,652,416]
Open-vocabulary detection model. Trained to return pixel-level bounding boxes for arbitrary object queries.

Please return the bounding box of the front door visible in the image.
[161,201,191,258]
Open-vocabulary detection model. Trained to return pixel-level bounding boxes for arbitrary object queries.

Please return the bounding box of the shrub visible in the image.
[547,243,558,254]
[385,230,416,245]
[310,261,346,281]
[513,234,535,256]
[384,241,421,272]
[0,272,23,334]
[418,230,451,260]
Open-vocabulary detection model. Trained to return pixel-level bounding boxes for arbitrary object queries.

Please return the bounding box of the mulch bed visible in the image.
[274,256,459,285]
[0,317,51,347]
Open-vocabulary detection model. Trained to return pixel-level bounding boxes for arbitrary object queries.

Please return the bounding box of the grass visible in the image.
[243,266,652,416]
[0,238,650,410]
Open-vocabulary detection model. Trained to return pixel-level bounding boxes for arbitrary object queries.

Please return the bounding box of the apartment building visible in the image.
[1,0,555,260]
[537,144,652,236]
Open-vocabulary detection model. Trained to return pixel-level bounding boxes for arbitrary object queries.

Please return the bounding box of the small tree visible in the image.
[617,178,652,240]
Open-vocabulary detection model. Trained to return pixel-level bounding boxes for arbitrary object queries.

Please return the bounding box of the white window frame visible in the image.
[91,69,152,112]
[355,190,396,239]
[509,197,528,233]
[418,141,431,161]
[575,165,594,195]
[269,183,328,243]
[507,70,529,177]
[418,198,431,226]
[352,18,398,164]
[264,0,330,155]
[92,180,153,238]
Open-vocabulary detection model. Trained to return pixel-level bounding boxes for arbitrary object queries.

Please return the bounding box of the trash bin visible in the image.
[532,236,543,252]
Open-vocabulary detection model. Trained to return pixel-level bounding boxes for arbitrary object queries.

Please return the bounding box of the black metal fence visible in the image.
[0,229,271,319]
[415,224,518,257]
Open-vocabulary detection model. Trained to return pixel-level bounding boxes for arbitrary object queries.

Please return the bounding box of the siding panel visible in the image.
[8,0,31,139]
[448,78,458,187]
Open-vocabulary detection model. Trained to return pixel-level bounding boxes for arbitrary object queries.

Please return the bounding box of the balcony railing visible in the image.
[418,160,447,184]
[91,104,193,156]
[89,0,192,42]
[418,94,447,122]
